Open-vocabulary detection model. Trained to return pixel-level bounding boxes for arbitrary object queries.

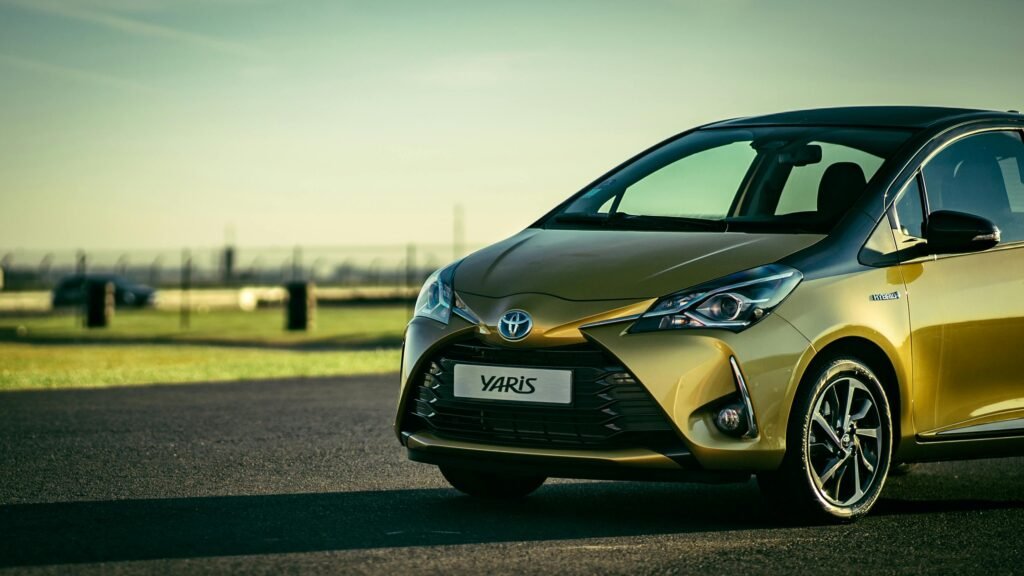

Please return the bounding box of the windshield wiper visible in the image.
[617,214,726,231]
[553,212,725,231]
[552,212,627,225]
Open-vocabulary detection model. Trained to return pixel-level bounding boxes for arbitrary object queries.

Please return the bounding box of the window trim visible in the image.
[916,171,932,221]
[915,126,1019,171]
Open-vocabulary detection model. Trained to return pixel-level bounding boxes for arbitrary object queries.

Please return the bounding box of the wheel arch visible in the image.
[791,334,909,455]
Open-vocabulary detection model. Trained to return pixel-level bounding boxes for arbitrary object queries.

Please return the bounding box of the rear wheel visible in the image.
[440,466,546,500]
[758,357,893,522]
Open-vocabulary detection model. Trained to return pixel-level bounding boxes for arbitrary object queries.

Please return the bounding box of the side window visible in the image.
[922,130,1024,243]
[997,156,1024,212]
[864,176,926,264]
[892,176,925,240]
[775,143,885,215]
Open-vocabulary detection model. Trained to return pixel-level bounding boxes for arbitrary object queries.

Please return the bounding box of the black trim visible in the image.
[919,431,1024,443]
[917,171,932,219]
[408,444,748,484]
[405,338,683,451]
[919,427,1024,443]
[705,107,1019,130]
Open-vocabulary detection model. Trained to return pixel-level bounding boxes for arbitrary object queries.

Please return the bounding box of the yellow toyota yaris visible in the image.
[395,106,1024,521]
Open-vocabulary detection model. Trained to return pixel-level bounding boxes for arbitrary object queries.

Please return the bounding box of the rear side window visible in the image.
[923,130,1024,243]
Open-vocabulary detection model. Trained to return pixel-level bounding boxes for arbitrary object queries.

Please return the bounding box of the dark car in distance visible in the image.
[52,275,156,308]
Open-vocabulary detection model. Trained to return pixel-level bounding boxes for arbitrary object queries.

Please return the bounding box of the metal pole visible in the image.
[292,246,302,281]
[76,250,87,327]
[222,245,235,285]
[39,253,53,286]
[368,258,382,286]
[150,256,162,288]
[223,224,236,285]
[181,249,191,329]
[0,253,11,293]
[116,254,129,277]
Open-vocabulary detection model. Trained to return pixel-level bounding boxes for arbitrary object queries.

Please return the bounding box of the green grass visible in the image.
[0,342,399,391]
[0,306,408,348]
[0,307,407,391]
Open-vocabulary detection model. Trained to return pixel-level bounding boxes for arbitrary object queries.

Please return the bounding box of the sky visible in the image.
[2,0,1024,252]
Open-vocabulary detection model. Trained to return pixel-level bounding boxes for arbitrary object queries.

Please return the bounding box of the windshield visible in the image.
[545,126,914,233]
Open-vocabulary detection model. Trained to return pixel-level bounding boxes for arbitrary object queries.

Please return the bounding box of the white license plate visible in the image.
[453,364,572,405]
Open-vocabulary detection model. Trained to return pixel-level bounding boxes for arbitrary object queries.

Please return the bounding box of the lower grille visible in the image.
[406,340,680,449]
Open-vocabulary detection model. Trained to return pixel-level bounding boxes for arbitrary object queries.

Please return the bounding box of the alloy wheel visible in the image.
[805,375,883,507]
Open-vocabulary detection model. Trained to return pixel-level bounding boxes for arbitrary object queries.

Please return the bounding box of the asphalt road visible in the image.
[1,376,1022,575]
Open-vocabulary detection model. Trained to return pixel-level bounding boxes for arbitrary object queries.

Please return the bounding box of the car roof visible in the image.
[706,106,1021,130]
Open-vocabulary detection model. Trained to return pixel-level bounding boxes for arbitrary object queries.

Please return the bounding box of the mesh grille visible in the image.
[407,340,679,448]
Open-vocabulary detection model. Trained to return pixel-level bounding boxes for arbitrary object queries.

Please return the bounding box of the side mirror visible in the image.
[924,210,1000,255]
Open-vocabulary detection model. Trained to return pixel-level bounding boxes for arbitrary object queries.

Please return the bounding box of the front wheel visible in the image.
[758,357,893,522]
[440,466,546,500]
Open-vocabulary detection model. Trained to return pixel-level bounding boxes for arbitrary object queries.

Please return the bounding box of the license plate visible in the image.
[453,364,572,405]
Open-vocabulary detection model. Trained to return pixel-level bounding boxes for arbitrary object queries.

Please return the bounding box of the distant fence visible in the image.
[0,243,481,292]
[0,286,422,314]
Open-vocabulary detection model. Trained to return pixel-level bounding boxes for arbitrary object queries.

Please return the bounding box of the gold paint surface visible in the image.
[396,233,1024,471]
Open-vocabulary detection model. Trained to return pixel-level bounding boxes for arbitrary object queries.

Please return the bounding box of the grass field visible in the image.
[0,307,407,391]
[0,343,400,391]
[0,306,408,348]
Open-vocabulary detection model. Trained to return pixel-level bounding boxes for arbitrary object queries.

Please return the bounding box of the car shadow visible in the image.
[0,482,764,567]
[873,497,1024,516]
[3,480,1022,567]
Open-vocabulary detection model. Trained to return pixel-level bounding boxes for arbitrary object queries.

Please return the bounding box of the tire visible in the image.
[440,466,546,500]
[758,356,893,522]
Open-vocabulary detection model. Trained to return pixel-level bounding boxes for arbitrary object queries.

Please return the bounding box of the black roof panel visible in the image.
[708,106,1018,129]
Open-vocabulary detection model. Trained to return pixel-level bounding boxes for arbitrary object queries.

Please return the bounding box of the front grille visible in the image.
[406,339,680,449]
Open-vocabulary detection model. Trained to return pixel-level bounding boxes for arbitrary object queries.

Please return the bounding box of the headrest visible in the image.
[817,162,867,220]
[946,157,1011,215]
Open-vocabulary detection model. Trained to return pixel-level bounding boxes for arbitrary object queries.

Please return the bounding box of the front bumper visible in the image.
[397,296,812,475]
[404,431,747,483]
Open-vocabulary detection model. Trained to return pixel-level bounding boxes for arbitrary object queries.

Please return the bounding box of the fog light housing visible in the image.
[715,404,749,437]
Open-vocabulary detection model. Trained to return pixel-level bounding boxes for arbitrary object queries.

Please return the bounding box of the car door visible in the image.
[893,129,1024,438]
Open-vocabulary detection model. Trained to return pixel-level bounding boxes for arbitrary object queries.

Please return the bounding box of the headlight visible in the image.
[630,264,803,333]
[414,263,477,325]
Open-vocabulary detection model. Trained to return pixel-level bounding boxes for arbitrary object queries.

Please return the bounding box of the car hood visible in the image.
[454,228,824,301]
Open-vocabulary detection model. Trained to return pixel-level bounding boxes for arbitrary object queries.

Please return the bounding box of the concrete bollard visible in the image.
[285,281,315,331]
[85,280,114,328]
